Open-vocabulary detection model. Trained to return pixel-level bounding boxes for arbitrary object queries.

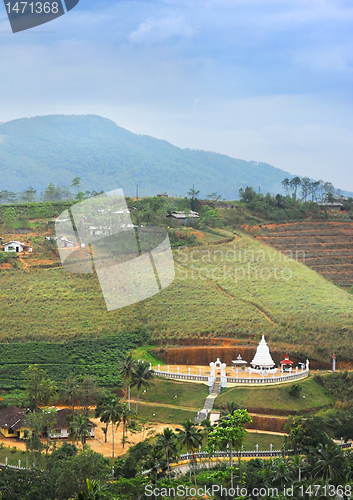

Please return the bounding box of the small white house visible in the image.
[4,241,25,253]
[58,237,75,248]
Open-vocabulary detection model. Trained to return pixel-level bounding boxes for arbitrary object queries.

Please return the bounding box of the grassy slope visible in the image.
[0,233,352,359]
[131,378,209,409]
[215,377,334,413]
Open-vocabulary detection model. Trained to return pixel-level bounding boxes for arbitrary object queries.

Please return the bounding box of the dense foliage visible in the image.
[0,328,151,394]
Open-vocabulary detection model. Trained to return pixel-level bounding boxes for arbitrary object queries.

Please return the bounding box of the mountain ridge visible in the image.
[0,114,349,199]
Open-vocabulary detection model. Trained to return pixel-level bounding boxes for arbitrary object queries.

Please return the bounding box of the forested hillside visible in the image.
[0,114,300,198]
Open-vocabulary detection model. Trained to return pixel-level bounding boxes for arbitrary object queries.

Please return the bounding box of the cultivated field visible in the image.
[242,221,353,289]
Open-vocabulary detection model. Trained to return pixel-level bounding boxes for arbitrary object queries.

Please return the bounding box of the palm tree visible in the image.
[219,401,240,418]
[61,375,80,413]
[99,398,122,458]
[118,353,137,410]
[132,361,154,413]
[155,427,178,479]
[120,403,135,449]
[312,442,346,485]
[68,414,91,450]
[177,419,203,486]
[271,457,292,489]
[76,478,108,500]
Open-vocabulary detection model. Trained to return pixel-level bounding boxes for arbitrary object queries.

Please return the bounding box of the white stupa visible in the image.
[249,335,277,373]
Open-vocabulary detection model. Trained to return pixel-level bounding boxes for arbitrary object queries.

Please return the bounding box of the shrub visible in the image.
[288,383,302,398]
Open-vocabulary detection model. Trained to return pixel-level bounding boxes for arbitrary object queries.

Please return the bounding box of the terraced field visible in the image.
[243,221,353,289]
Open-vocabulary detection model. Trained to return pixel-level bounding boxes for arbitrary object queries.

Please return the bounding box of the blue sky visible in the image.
[1,0,353,190]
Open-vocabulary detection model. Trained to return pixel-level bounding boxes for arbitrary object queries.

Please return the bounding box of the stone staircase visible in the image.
[195,379,221,424]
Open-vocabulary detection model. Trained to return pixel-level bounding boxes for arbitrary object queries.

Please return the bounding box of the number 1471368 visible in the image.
[5,2,59,14]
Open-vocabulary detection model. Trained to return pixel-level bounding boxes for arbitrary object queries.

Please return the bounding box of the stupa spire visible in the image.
[251,335,275,368]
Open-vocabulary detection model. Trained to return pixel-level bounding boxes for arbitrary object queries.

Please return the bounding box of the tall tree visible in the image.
[71,177,81,195]
[219,401,240,418]
[68,413,92,450]
[44,183,61,202]
[120,403,135,449]
[300,177,311,202]
[24,365,57,412]
[22,186,37,203]
[177,419,203,485]
[281,178,290,196]
[98,398,122,457]
[132,361,154,413]
[206,192,222,202]
[78,376,102,416]
[312,442,346,485]
[118,353,137,411]
[289,177,302,201]
[155,427,178,479]
[61,375,80,413]
[208,409,252,489]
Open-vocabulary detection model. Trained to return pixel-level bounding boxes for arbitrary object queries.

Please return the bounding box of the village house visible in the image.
[0,406,28,439]
[3,241,26,253]
[166,210,199,221]
[317,202,344,211]
[49,408,95,439]
[0,406,95,440]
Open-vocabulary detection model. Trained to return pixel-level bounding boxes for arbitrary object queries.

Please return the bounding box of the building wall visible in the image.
[4,244,23,252]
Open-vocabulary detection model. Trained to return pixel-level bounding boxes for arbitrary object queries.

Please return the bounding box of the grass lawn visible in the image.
[131,347,163,366]
[131,378,209,409]
[135,403,196,426]
[0,445,31,468]
[243,432,284,451]
[215,376,334,413]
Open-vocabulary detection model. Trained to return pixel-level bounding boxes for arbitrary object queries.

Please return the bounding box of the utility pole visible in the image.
[136,184,139,200]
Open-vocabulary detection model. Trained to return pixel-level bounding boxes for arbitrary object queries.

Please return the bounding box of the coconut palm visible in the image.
[99,398,122,458]
[312,442,346,485]
[118,353,137,410]
[271,457,292,489]
[68,414,92,450]
[177,419,203,485]
[120,403,135,448]
[219,401,240,418]
[132,361,154,413]
[155,427,178,479]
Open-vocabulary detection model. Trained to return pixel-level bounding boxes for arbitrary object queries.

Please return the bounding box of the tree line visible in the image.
[0,177,103,205]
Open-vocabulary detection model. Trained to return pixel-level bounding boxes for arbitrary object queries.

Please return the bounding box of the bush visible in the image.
[288,383,302,398]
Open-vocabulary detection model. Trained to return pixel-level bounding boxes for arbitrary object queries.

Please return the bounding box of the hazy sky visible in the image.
[1,0,352,190]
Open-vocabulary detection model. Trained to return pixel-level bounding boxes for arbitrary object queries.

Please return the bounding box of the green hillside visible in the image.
[0,114,296,198]
[0,230,352,360]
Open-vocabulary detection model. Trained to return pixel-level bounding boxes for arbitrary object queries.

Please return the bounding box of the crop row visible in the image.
[0,328,150,390]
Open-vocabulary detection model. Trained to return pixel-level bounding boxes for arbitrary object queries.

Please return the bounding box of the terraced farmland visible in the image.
[243,221,353,289]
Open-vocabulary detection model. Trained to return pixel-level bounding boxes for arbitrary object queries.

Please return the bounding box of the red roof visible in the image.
[280,354,293,365]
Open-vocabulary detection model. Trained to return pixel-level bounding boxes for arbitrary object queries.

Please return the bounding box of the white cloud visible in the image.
[128,14,196,45]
